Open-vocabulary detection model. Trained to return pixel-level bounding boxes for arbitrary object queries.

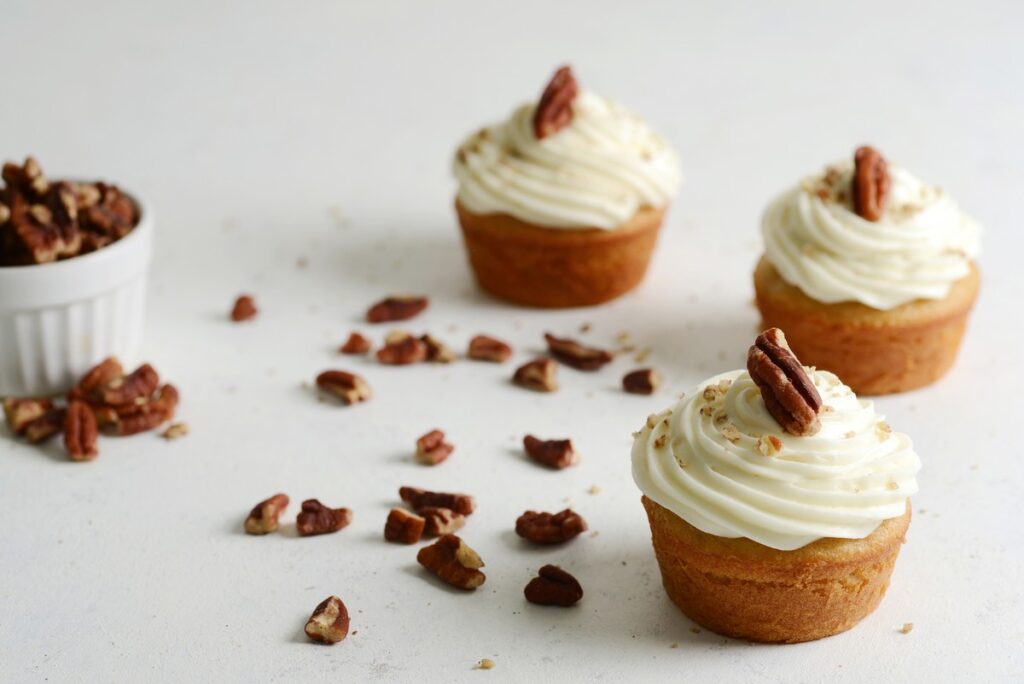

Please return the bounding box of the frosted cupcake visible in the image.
[453,66,681,308]
[754,146,981,394]
[632,329,920,643]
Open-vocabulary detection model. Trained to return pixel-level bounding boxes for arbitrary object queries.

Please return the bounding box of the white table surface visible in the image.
[1,1,1022,682]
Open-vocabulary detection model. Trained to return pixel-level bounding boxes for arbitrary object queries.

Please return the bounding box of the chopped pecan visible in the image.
[78,182,137,246]
[513,358,558,392]
[421,334,456,363]
[467,335,512,363]
[3,397,54,434]
[523,435,579,469]
[515,509,588,544]
[316,370,372,405]
[384,508,425,544]
[399,486,476,516]
[230,295,257,322]
[244,493,290,535]
[415,429,454,465]
[23,408,67,443]
[376,335,428,365]
[99,363,159,406]
[366,296,429,323]
[622,368,661,395]
[524,565,583,607]
[544,333,613,371]
[64,400,99,461]
[533,66,578,139]
[160,422,189,440]
[746,328,822,436]
[417,534,486,590]
[304,596,350,644]
[339,332,371,355]
[296,499,353,536]
[852,146,890,221]
[421,507,466,536]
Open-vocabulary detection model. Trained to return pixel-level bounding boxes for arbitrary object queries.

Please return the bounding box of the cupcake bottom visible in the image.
[455,200,664,308]
[753,257,980,395]
[642,495,910,643]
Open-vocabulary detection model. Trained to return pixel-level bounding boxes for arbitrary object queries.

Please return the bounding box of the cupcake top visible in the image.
[762,146,981,310]
[453,66,681,230]
[631,329,920,551]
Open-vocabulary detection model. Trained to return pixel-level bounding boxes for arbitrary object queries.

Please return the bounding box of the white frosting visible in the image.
[453,91,681,230]
[762,161,981,310]
[631,369,920,551]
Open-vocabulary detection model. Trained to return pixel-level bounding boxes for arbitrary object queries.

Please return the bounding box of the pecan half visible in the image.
[746,328,822,436]
[515,509,588,544]
[107,384,179,436]
[244,493,290,535]
[523,435,579,469]
[421,334,455,363]
[467,335,512,363]
[513,358,558,392]
[230,295,258,322]
[399,486,476,516]
[339,332,371,355]
[852,146,890,221]
[304,596,350,644]
[23,408,67,443]
[415,429,454,465]
[366,296,428,323]
[384,508,425,544]
[64,400,99,461]
[73,357,123,399]
[296,499,352,536]
[421,507,466,536]
[544,333,613,371]
[622,368,661,395]
[376,335,428,365]
[524,565,583,607]
[100,363,159,406]
[3,397,53,434]
[533,66,578,139]
[417,534,486,590]
[316,370,372,405]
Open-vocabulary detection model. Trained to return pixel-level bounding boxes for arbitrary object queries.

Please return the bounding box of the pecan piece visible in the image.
[515,509,588,544]
[544,333,613,371]
[296,499,352,536]
[339,332,371,355]
[467,335,512,363]
[746,328,822,436]
[523,435,579,469]
[23,408,67,443]
[366,296,428,323]
[160,422,189,440]
[376,335,428,365]
[244,493,290,535]
[384,508,425,544]
[533,65,579,139]
[399,486,475,516]
[512,358,558,392]
[108,384,179,436]
[524,565,583,607]
[64,400,99,461]
[72,357,124,400]
[304,596,350,644]
[421,507,466,536]
[852,146,890,221]
[230,295,258,322]
[99,363,159,406]
[316,370,371,405]
[415,429,454,465]
[417,534,486,590]
[3,397,53,434]
[622,368,661,395]
[421,334,455,363]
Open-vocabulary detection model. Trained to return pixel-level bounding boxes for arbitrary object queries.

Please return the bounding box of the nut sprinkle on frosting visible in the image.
[746,328,822,436]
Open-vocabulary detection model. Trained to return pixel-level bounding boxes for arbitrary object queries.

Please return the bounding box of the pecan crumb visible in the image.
[366,296,428,323]
[296,499,352,536]
[523,435,579,469]
[415,429,454,466]
[524,565,583,607]
[475,659,496,670]
[245,493,290,535]
[230,295,258,322]
[339,332,371,355]
[544,333,613,371]
[720,424,742,444]
[417,534,486,590]
[384,508,425,544]
[513,358,558,392]
[316,370,371,405]
[898,622,914,635]
[305,596,350,644]
[756,435,783,456]
[623,368,660,395]
[467,335,512,363]
[516,509,587,544]
[160,422,189,440]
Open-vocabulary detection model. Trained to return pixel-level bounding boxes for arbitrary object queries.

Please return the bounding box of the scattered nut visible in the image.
[467,335,512,362]
[3,397,54,435]
[513,358,558,392]
[304,596,350,644]
[421,507,466,536]
[898,622,914,635]
[623,368,661,395]
[366,296,428,323]
[384,508,425,544]
[100,363,159,406]
[523,435,579,469]
[415,429,454,465]
[524,565,583,607]
[755,434,783,457]
[230,295,258,322]
[22,408,66,443]
[417,534,486,590]
[316,370,372,405]
[399,486,476,516]
[421,334,456,363]
[64,400,99,461]
[475,658,496,670]
[376,335,428,365]
[516,509,588,544]
[160,422,189,440]
[544,333,613,371]
[296,499,353,536]
[339,332,371,355]
[244,493,290,535]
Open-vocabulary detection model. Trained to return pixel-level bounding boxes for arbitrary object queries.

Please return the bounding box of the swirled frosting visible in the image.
[631,369,920,551]
[453,91,681,230]
[762,160,982,310]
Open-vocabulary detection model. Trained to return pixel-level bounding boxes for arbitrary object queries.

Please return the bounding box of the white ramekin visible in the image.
[0,196,153,397]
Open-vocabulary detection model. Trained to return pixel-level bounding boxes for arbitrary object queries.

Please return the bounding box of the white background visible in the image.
[1,1,1022,682]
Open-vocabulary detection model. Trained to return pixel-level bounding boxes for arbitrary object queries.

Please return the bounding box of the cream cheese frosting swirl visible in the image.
[631,369,920,551]
[453,91,681,230]
[762,161,982,310]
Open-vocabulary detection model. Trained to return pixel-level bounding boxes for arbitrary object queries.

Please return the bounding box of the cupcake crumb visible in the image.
[899,623,914,635]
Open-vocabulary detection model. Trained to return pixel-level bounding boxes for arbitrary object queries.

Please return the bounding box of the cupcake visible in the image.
[754,146,981,395]
[632,329,920,643]
[453,66,681,308]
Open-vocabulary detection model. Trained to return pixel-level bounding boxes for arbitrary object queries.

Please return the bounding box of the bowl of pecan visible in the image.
[0,157,153,396]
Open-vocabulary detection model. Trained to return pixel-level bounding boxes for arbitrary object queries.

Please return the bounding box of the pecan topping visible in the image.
[533,66,578,139]
[421,334,456,363]
[852,146,890,221]
[304,596,350,644]
[415,429,454,465]
[515,509,588,544]
[64,400,99,461]
[399,486,476,516]
[622,368,661,395]
[544,333,613,371]
[339,332,371,355]
[524,565,583,607]
[296,499,352,536]
[99,363,159,406]
[244,493,290,535]
[523,435,579,469]
[467,335,512,362]
[746,328,822,436]
[316,370,372,405]
[513,358,558,392]
[3,397,54,434]
[376,335,428,365]
[417,534,486,590]
[421,507,466,536]
[366,296,429,323]
[230,295,258,322]
[384,508,425,544]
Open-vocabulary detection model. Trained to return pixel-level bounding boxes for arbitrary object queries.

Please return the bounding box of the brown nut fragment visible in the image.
[64,400,99,461]
[524,565,583,607]
[417,534,486,590]
[623,368,661,395]
[244,493,290,535]
[376,336,428,365]
[296,499,353,536]
[533,65,579,139]
[304,596,350,644]
[421,334,456,363]
[3,397,54,434]
[230,294,258,322]
[399,486,476,516]
[467,335,512,363]
[523,435,579,469]
[73,357,123,399]
[160,422,189,440]
[99,363,159,406]
[316,370,372,405]
[23,408,67,443]
[415,429,454,466]
[515,509,588,544]
[339,332,371,355]
[366,296,428,323]
[513,358,558,392]
[384,508,425,544]
[544,333,613,371]
[746,328,822,436]
[421,507,466,536]
[852,146,890,221]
